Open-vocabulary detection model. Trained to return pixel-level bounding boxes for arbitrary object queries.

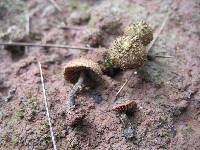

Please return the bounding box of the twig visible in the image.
[113,71,137,102]
[153,55,173,58]
[59,26,83,30]
[38,61,57,150]
[148,54,173,60]
[49,0,62,12]
[147,14,169,52]
[0,42,97,50]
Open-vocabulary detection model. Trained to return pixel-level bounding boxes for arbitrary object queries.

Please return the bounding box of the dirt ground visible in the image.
[0,0,200,150]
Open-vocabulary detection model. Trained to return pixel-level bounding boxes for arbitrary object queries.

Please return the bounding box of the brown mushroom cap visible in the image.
[64,57,103,85]
[124,20,153,46]
[107,35,146,70]
[112,99,137,113]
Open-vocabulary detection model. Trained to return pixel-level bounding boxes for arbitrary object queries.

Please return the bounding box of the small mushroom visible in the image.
[64,57,103,109]
[107,35,146,70]
[123,20,153,46]
[112,99,137,114]
[112,99,137,139]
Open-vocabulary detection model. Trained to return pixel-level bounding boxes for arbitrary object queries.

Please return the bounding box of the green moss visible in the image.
[102,54,117,76]
[29,97,38,111]
[11,136,18,146]
[14,96,39,121]
[104,55,114,68]
[15,108,25,119]
[42,134,51,143]
[33,121,52,149]
[159,116,168,124]
[40,121,49,131]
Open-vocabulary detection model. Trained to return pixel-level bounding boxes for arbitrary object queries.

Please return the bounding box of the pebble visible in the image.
[123,126,135,140]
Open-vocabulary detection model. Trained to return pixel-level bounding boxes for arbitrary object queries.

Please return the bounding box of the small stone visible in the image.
[123,126,135,140]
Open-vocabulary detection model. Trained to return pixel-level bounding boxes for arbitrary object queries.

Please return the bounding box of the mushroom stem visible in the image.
[67,72,85,109]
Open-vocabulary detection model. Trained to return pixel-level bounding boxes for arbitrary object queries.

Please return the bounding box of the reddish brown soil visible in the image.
[0,0,200,150]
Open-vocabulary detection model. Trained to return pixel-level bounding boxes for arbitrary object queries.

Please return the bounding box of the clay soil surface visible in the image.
[0,0,200,150]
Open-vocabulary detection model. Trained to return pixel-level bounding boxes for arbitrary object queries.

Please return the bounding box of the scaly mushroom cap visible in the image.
[64,57,103,85]
[112,99,137,113]
[107,36,146,70]
[124,20,153,46]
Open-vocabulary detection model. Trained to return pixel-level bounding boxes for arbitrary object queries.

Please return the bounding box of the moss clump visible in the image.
[15,108,25,119]
[124,20,153,46]
[11,135,18,146]
[40,121,49,131]
[107,36,146,70]
[101,54,120,76]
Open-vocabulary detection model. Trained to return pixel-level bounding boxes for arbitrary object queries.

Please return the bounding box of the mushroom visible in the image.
[107,35,146,70]
[123,20,153,46]
[64,57,103,109]
[112,99,137,139]
[112,99,137,114]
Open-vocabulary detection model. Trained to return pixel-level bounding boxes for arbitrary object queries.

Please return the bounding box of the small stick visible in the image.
[0,42,97,51]
[153,55,173,58]
[147,54,173,60]
[49,0,62,12]
[67,72,85,109]
[38,61,57,150]
[147,14,169,52]
[113,71,137,102]
[59,26,83,30]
